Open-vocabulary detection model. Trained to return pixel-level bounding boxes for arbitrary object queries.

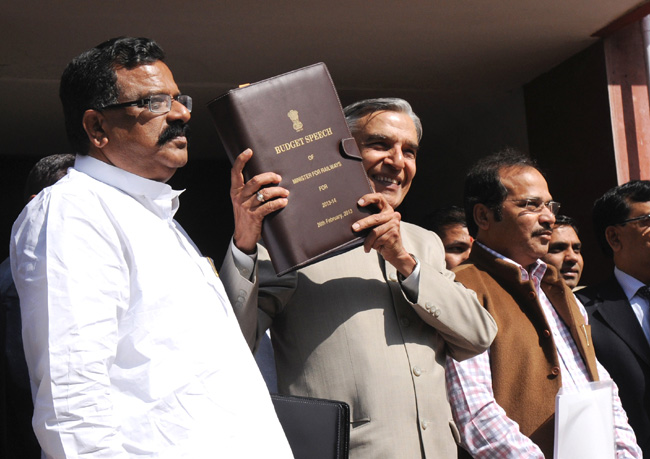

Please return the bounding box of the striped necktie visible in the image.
[637,285,650,300]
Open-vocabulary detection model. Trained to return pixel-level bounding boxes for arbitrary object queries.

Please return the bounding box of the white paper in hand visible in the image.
[554,380,614,459]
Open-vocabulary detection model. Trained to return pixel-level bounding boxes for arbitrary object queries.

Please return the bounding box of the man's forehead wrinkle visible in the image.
[501,167,550,193]
[360,110,385,129]
[115,64,178,100]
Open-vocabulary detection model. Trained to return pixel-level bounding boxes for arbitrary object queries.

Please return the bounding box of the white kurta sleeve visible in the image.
[11,190,130,458]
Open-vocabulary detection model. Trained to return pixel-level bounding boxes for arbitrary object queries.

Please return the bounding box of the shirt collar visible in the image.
[475,240,547,283]
[614,266,646,302]
[73,154,185,220]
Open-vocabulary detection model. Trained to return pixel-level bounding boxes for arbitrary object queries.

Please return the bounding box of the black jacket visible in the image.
[577,277,650,457]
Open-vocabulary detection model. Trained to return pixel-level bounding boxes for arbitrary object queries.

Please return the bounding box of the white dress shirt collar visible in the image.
[474,241,547,283]
[74,154,184,221]
[614,266,646,302]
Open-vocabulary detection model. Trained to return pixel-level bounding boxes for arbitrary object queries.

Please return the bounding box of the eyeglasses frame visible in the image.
[99,94,192,113]
[505,198,561,215]
[616,213,650,227]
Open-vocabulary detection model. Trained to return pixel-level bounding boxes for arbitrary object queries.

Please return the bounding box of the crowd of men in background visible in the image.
[2,35,649,458]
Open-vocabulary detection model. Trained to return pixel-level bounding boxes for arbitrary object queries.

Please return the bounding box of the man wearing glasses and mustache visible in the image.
[10,37,292,458]
[577,180,650,458]
[445,149,641,458]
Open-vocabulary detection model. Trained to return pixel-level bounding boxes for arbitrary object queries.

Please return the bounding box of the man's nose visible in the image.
[539,206,556,225]
[385,146,405,169]
[565,248,580,263]
[168,99,191,123]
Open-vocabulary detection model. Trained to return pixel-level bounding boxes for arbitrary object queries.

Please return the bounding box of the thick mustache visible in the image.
[532,225,552,237]
[157,122,190,146]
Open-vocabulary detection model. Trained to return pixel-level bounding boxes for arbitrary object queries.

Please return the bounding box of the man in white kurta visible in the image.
[10,36,292,458]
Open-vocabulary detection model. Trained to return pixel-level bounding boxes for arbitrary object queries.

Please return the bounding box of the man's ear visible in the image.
[82,109,109,149]
[473,203,492,231]
[605,226,622,253]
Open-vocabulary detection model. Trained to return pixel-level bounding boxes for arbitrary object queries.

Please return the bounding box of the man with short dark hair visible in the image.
[446,149,640,457]
[421,206,473,269]
[576,180,650,457]
[22,154,76,202]
[542,215,584,290]
[10,37,292,457]
[220,98,497,458]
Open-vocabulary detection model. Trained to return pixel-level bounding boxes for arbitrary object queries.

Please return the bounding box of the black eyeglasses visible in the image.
[100,94,192,113]
[506,198,561,215]
[617,214,650,227]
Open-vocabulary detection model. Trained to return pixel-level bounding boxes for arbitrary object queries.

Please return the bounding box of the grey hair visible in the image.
[344,98,422,142]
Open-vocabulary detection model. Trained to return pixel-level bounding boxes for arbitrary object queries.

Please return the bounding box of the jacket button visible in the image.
[551,366,560,376]
[413,366,422,377]
[400,317,410,327]
[543,329,551,338]
[528,291,536,299]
